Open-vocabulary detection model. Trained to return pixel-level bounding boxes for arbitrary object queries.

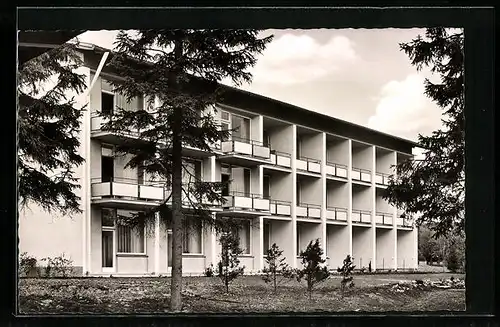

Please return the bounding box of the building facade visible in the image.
[18,44,418,276]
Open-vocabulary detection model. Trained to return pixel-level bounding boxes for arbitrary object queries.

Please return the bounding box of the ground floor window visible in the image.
[117,224,145,254]
[234,220,251,255]
[263,222,271,254]
[182,219,203,254]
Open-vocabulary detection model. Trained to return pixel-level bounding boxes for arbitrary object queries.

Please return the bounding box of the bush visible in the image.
[41,253,73,277]
[295,239,330,300]
[204,264,215,277]
[261,243,295,293]
[19,252,39,277]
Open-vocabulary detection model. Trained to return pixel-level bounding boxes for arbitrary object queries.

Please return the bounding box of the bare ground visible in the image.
[18,273,465,314]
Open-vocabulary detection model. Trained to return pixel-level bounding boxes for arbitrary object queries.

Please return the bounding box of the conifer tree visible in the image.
[102,29,272,311]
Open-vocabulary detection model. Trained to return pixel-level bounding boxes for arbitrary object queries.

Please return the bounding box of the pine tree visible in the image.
[383,28,464,238]
[337,255,355,297]
[295,239,330,300]
[101,29,273,311]
[18,43,86,214]
[217,231,245,293]
[261,243,295,293]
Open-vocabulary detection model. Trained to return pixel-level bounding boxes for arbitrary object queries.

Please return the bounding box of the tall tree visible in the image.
[18,43,86,214]
[383,28,464,238]
[103,29,272,311]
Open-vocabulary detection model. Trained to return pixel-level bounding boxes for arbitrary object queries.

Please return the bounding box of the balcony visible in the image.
[351,167,371,184]
[219,137,271,166]
[375,172,391,186]
[351,209,372,225]
[219,191,270,217]
[396,216,414,228]
[91,177,166,209]
[296,203,321,219]
[375,212,393,226]
[326,206,348,222]
[325,162,348,179]
[269,199,292,217]
[296,156,321,175]
[90,114,143,145]
[269,150,292,169]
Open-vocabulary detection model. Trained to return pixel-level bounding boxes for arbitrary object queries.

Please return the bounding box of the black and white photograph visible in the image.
[17,18,470,314]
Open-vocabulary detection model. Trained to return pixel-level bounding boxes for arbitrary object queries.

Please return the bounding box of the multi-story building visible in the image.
[19,43,418,276]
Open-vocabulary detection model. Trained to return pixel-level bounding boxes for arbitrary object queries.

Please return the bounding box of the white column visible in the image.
[371,146,377,270]
[258,216,264,271]
[291,125,298,268]
[392,151,398,270]
[347,139,353,257]
[211,213,217,267]
[154,212,160,275]
[320,133,327,259]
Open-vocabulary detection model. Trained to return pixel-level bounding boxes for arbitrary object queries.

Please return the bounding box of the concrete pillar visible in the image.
[371,146,377,270]
[291,125,298,268]
[347,139,353,257]
[392,151,398,270]
[320,132,327,259]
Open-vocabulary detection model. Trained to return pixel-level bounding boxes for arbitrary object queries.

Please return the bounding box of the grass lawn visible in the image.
[18,273,465,314]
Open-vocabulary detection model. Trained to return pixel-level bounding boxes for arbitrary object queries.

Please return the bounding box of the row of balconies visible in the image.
[90,115,394,186]
[90,177,413,228]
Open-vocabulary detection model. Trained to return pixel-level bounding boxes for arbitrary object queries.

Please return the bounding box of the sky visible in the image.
[76,29,443,146]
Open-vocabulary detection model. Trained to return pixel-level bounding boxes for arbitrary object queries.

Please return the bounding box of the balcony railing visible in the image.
[270,150,292,168]
[91,177,165,202]
[296,202,321,219]
[396,215,414,228]
[222,191,270,212]
[326,161,348,179]
[220,136,271,159]
[375,172,392,185]
[91,114,141,137]
[296,156,321,174]
[351,209,372,224]
[351,167,371,183]
[326,206,348,221]
[269,199,292,216]
[375,211,393,225]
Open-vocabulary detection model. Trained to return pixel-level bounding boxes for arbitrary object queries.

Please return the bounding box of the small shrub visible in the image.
[204,264,215,277]
[295,239,330,300]
[41,253,73,277]
[19,252,38,277]
[368,261,372,273]
[446,247,461,272]
[261,243,295,293]
[337,255,355,297]
[217,232,245,293]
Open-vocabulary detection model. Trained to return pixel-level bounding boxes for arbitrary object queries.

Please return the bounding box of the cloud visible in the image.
[225,33,359,86]
[367,74,442,141]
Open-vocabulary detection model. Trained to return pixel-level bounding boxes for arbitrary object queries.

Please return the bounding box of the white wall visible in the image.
[269,173,293,201]
[300,132,323,160]
[268,220,294,267]
[376,228,395,270]
[326,182,349,208]
[352,145,373,170]
[397,229,416,269]
[327,139,349,165]
[268,125,294,155]
[352,185,372,211]
[251,115,263,143]
[375,189,392,213]
[299,178,322,205]
[326,225,350,269]
[352,226,373,269]
[376,150,394,174]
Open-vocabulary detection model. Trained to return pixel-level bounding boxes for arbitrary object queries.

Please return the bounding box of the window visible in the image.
[263,222,271,253]
[101,208,145,255]
[182,219,203,254]
[101,156,114,183]
[296,181,302,205]
[296,136,302,158]
[296,224,301,255]
[167,230,173,268]
[102,231,114,268]
[221,174,230,196]
[182,160,202,185]
[231,114,250,141]
[221,111,230,121]
[101,92,114,116]
[263,175,270,199]
[234,220,251,255]
[263,130,270,147]
[243,168,250,197]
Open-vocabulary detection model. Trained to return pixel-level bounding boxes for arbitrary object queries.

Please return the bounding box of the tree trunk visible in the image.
[273,272,277,294]
[169,40,184,312]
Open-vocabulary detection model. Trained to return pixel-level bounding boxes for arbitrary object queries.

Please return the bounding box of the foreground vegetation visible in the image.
[19,273,465,314]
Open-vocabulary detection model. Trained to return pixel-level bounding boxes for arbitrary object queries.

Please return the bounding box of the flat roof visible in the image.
[80,43,417,154]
